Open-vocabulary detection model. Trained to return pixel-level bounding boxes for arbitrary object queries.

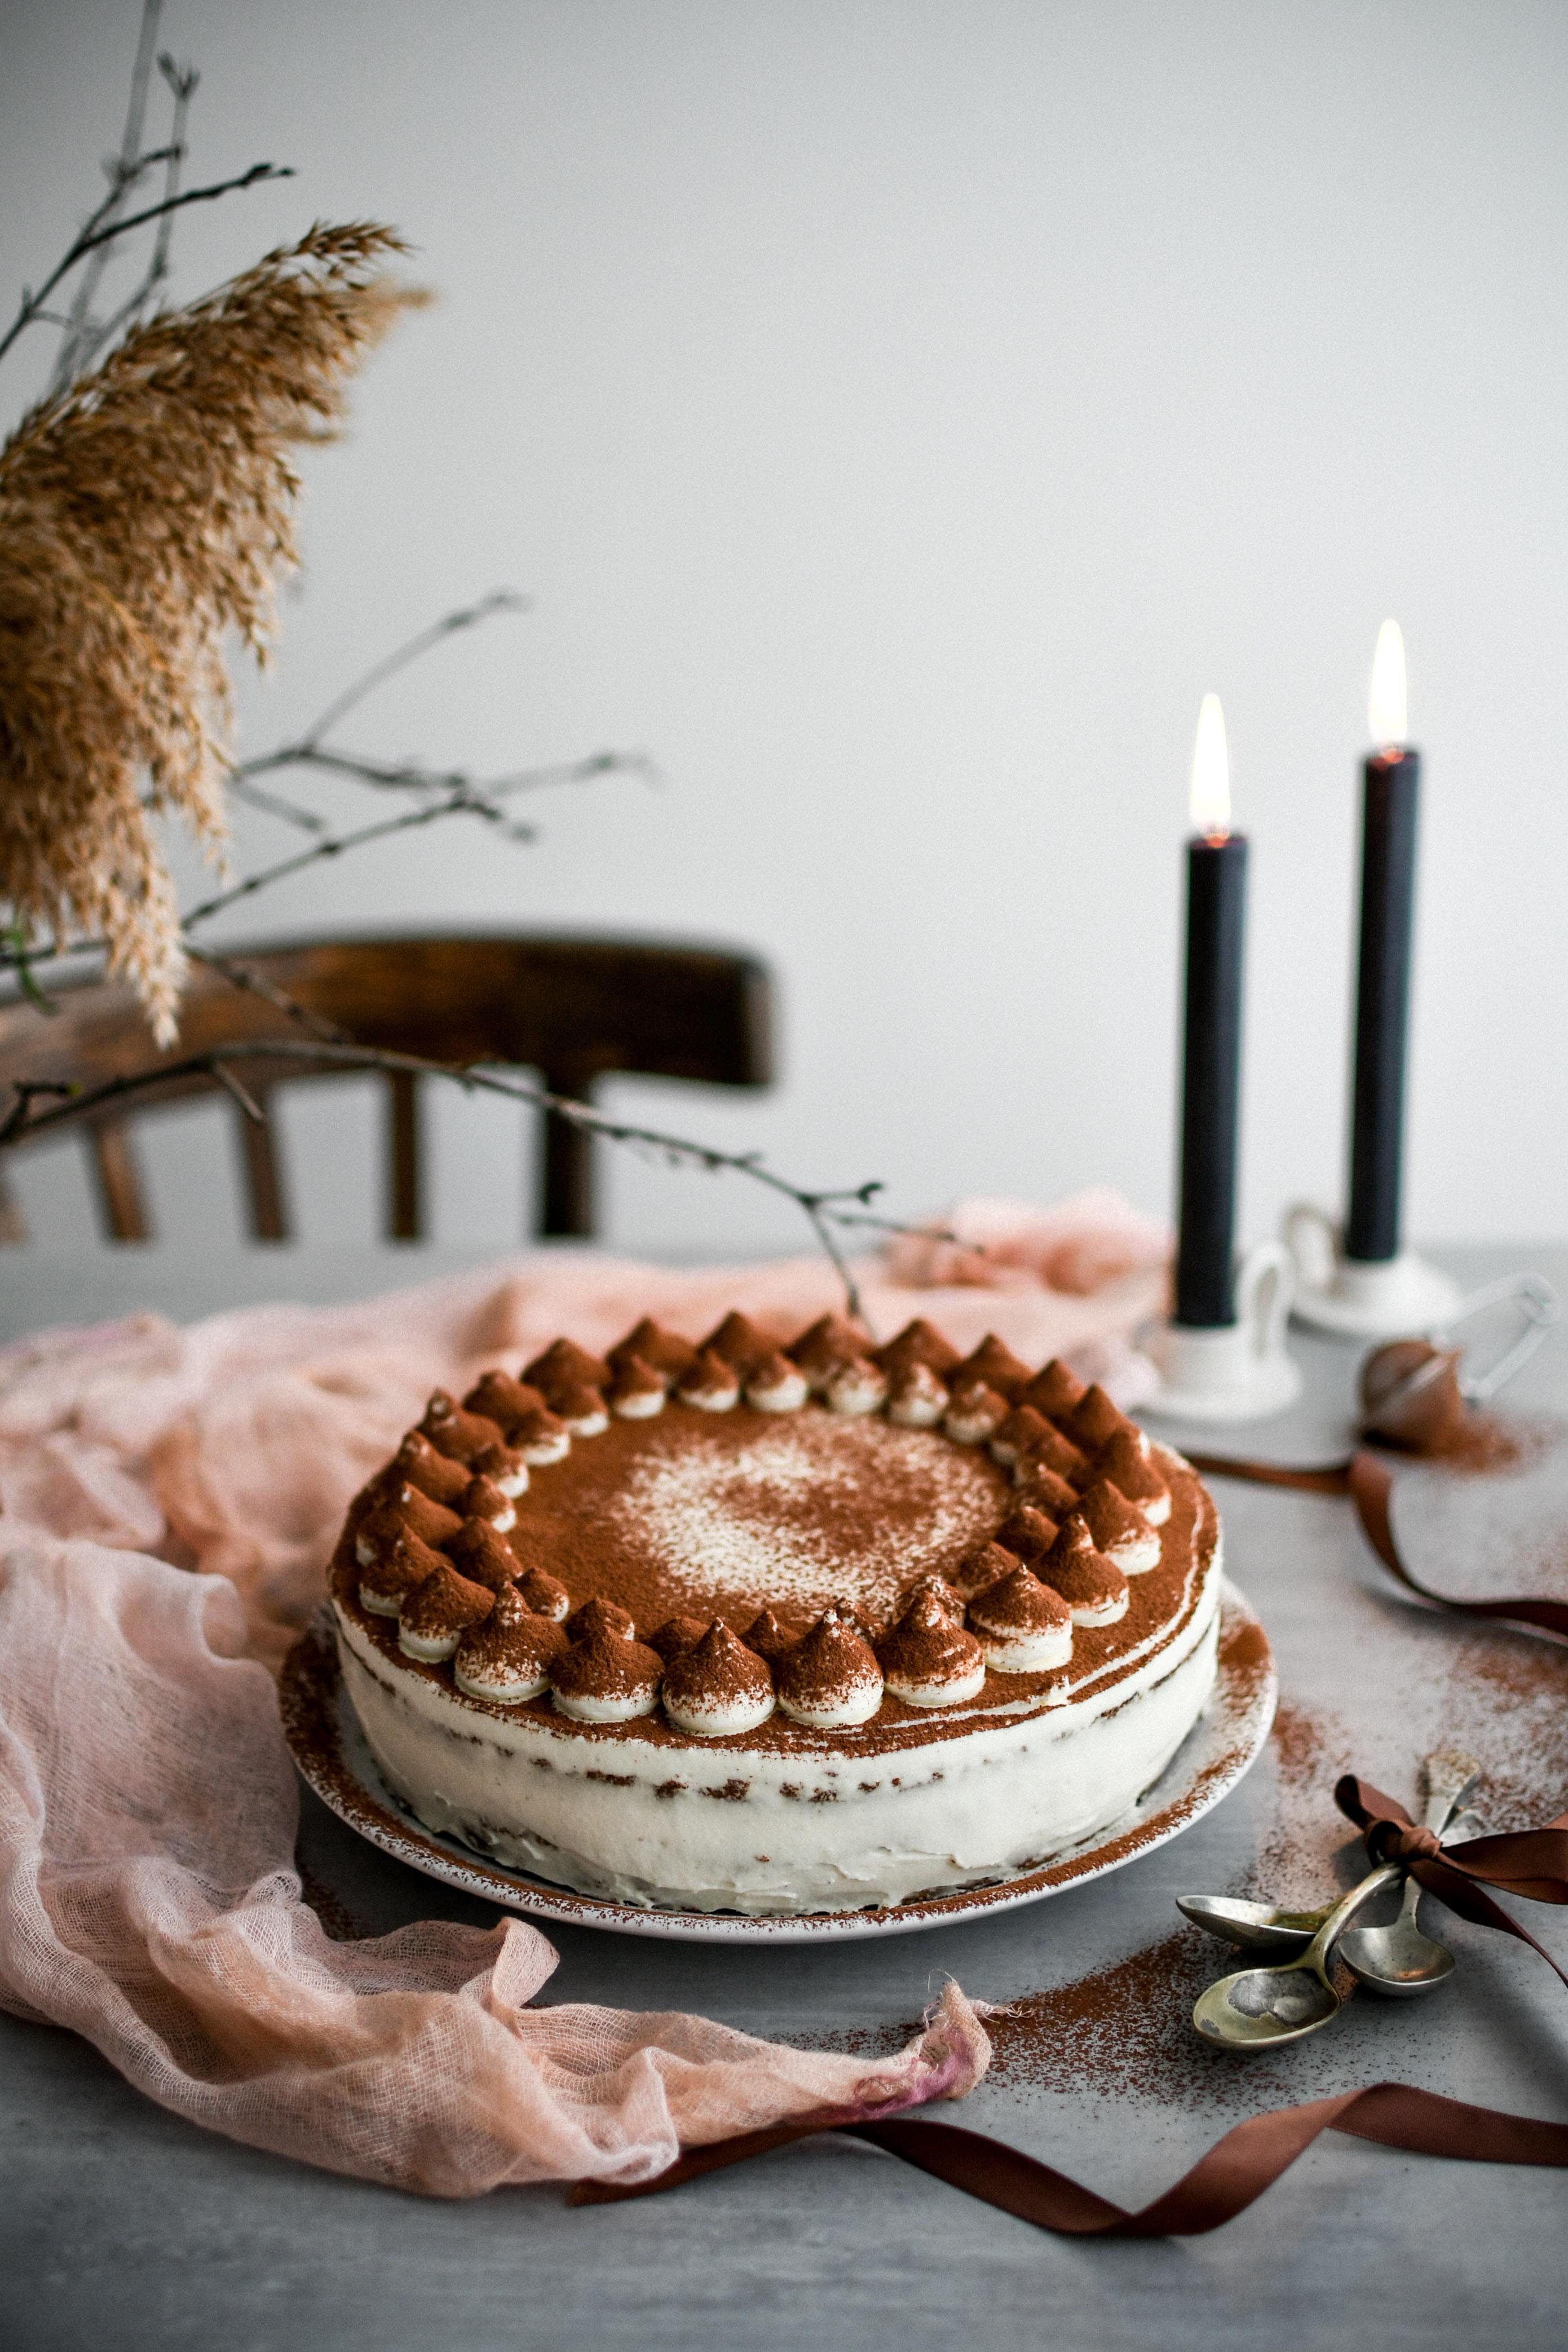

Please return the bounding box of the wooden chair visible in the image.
[0,934,773,1243]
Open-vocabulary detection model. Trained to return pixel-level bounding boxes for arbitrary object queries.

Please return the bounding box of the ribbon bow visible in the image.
[1336,1773,1568,1992]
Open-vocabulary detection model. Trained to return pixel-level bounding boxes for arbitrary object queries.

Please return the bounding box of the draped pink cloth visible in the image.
[0,1195,1165,2195]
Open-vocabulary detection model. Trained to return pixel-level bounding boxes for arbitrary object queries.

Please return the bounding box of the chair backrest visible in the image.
[0,934,773,1243]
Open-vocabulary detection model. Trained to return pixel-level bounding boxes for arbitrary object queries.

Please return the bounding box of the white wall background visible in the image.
[3,0,1566,1256]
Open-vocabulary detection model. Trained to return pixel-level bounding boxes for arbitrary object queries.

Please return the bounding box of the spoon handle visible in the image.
[1421,1750,1482,1829]
[1399,1753,1481,1925]
[1304,1861,1404,1970]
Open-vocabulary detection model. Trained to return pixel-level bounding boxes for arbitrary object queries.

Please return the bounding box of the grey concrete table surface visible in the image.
[3,1241,1568,2352]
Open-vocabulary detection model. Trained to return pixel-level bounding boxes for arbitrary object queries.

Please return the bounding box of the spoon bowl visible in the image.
[1192,1862,1402,2050]
[1337,1911,1456,1997]
[1177,1894,1327,1958]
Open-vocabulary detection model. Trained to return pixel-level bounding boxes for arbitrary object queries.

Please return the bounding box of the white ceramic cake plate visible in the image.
[280,1579,1275,1945]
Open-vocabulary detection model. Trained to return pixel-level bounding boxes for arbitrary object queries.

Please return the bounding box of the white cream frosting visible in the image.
[662,1686,776,1737]
[1065,1588,1129,1628]
[397,1625,461,1662]
[611,1386,665,1420]
[882,1657,987,1708]
[944,1393,1005,1445]
[975,1622,1075,1673]
[454,1656,551,1703]
[560,1402,609,1437]
[549,1684,659,1724]
[682,1380,739,1413]
[747,1366,809,1413]
[776,1674,884,1730]
[886,1364,948,1428]
[824,1361,888,1417]
[519,1429,571,1467]
[1104,1526,1161,1576]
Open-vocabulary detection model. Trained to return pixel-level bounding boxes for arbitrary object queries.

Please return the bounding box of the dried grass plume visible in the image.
[0,221,423,1039]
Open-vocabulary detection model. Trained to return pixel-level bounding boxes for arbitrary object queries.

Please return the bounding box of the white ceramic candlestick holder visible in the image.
[1144,1240,1303,1424]
[1283,1204,1463,1340]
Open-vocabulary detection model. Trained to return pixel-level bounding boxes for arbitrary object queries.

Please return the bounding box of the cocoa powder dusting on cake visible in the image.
[876,1318,962,1379]
[551,1629,662,1705]
[447,1520,519,1591]
[567,1596,635,1643]
[700,1313,777,1374]
[647,1614,709,1662]
[1022,1360,1088,1418]
[994,1506,1059,1561]
[463,1371,546,1434]
[592,1409,1008,1623]
[608,1320,698,1382]
[950,1336,1033,1402]
[330,1331,1220,1760]
[524,1338,612,1397]
[662,1621,772,1713]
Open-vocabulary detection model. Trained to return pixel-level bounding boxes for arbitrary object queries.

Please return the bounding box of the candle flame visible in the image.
[1190,693,1230,837]
[1368,619,1408,750]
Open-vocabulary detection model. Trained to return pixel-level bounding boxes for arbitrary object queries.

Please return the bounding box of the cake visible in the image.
[328,1313,1224,1914]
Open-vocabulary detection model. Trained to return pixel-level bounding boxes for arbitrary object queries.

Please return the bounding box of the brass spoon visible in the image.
[1177,1894,1332,1957]
[1339,1752,1482,1997]
[1178,1810,1486,1963]
[1192,1862,1403,2049]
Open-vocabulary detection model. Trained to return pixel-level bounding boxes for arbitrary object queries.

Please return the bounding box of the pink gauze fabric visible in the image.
[0,1193,1167,2196]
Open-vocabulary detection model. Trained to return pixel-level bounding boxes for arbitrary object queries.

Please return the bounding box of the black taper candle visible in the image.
[1345,747,1420,1264]
[1175,831,1248,1327]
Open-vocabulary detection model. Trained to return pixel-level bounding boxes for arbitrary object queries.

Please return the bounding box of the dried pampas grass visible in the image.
[0,221,422,1039]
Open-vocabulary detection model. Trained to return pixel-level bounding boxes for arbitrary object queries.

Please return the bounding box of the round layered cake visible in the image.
[328,1312,1223,1913]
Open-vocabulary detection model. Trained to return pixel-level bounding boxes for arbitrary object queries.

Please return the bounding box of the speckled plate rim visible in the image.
[280,1578,1275,1944]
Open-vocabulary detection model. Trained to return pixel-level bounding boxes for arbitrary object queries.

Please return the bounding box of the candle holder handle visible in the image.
[1144,1241,1303,1426]
[1283,1203,1463,1340]
[1238,1237,1294,1367]
[1283,1202,1340,1293]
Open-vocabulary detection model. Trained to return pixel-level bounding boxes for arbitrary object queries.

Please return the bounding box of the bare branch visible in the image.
[227,774,331,833]
[0,161,291,370]
[209,1059,264,1125]
[235,739,653,804]
[64,54,201,380]
[291,588,530,751]
[0,1035,947,1317]
[183,946,352,1045]
[178,798,498,935]
[48,0,166,390]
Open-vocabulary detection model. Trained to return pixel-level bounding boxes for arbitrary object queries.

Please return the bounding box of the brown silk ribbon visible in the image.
[572,2087,1568,2231]
[1185,1444,1568,1644]
[571,1444,1568,2234]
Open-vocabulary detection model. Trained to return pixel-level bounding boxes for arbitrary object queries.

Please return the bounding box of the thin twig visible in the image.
[49,0,166,391]
[67,56,200,381]
[234,742,652,805]
[178,798,499,935]
[292,589,529,751]
[0,1036,938,1314]
[184,946,352,1045]
[227,774,331,834]
[209,1059,265,1125]
[0,161,291,369]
